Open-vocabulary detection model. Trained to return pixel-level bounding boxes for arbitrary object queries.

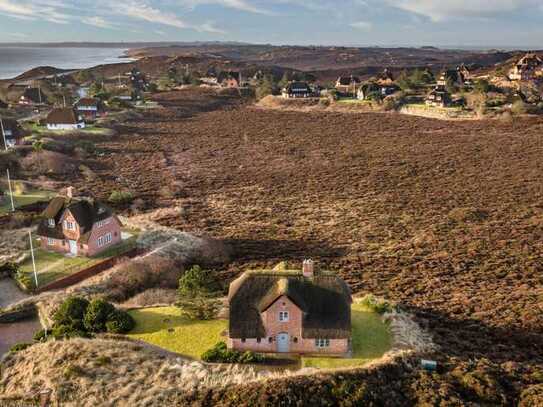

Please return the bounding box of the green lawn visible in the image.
[301,302,392,369]
[18,235,137,289]
[0,189,54,215]
[26,123,112,135]
[336,98,370,104]
[127,307,227,359]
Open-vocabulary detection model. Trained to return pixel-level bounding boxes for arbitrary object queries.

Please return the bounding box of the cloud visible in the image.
[350,21,372,31]
[82,16,115,29]
[0,0,70,23]
[385,0,540,21]
[112,1,188,28]
[180,0,272,14]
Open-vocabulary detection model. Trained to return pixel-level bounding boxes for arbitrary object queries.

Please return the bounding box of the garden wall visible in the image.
[35,248,143,293]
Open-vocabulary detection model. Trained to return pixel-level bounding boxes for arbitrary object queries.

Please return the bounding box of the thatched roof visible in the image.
[228,268,352,339]
[46,108,81,125]
[283,81,311,93]
[37,196,119,242]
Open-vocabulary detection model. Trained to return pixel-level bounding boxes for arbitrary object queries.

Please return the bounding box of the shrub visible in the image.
[511,100,528,115]
[359,294,394,314]
[83,299,115,332]
[52,322,90,339]
[74,140,96,155]
[177,296,222,320]
[178,265,220,297]
[109,190,134,204]
[33,328,52,342]
[0,262,18,278]
[53,297,89,327]
[105,309,135,333]
[9,342,32,354]
[201,342,264,364]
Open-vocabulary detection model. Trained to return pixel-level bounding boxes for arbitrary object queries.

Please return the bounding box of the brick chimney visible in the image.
[302,259,314,278]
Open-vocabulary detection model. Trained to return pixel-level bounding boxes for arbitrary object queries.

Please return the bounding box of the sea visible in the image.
[0,46,132,79]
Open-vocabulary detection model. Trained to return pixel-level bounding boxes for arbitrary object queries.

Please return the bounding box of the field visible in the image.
[66,88,543,369]
[0,189,53,214]
[127,306,227,359]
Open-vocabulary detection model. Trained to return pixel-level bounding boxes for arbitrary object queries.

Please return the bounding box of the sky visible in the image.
[0,0,542,48]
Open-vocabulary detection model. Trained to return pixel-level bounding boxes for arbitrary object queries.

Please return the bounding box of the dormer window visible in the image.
[48,218,55,228]
[64,221,75,231]
[278,311,289,322]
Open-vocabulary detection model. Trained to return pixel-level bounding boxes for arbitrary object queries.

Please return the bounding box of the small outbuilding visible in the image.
[75,98,103,120]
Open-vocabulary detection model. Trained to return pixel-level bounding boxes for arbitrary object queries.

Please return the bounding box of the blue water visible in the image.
[0,47,132,79]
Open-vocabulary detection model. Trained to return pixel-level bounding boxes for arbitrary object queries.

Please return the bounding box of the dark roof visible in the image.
[228,268,352,339]
[1,118,23,137]
[218,71,241,83]
[76,98,100,108]
[0,99,7,109]
[37,196,118,241]
[337,76,361,86]
[284,81,311,93]
[22,88,47,104]
[46,108,81,125]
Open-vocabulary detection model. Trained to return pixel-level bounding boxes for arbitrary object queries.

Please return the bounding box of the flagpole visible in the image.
[29,230,38,288]
[0,117,6,151]
[6,168,15,212]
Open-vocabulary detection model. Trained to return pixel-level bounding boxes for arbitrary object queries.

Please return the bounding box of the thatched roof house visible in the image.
[509,52,543,81]
[46,108,85,130]
[228,260,352,355]
[281,81,312,98]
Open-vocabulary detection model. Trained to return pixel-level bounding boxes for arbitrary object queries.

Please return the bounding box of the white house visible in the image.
[46,108,85,131]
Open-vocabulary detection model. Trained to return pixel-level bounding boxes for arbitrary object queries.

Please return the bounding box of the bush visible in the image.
[511,100,528,115]
[53,297,89,327]
[52,323,90,339]
[178,265,220,297]
[33,328,52,342]
[109,190,134,204]
[201,342,264,364]
[9,342,32,354]
[83,299,115,332]
[359,294,394,314]
[0,262,18,278]
[177,296,222,320]
[105,309,135,333]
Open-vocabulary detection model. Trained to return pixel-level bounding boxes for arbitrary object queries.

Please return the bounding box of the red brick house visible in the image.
[228,260,352,355]
[37,188,122,257]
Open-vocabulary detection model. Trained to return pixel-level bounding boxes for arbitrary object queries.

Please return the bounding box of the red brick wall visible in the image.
[60,210,81,241]
[229,295,350,355]
[86,217,122,257]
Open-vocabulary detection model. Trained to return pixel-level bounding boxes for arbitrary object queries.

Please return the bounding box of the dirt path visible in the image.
[0,278,30,308]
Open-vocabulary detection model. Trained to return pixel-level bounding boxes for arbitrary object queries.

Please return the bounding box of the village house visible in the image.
[37,188,122,257]
[75,98,103,120]
[218,71,241,88]
[281,81,312,98]
[45,108,85,130]
[426,84,452,108]
[335,75,361,96]
[19,87,47,105]
[0,118,25,148]
[228,260,352,355]
[509,53,543,81]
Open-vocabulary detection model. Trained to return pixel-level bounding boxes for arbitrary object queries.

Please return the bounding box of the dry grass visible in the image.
[0,338,294,406]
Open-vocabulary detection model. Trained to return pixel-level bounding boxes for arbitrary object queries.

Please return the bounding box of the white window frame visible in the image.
[278,311,289,322]
[64,220,75,231]
[315,338,330,348]
[48,218,55,228]
[105,232,112,244]
[47,238,55,246]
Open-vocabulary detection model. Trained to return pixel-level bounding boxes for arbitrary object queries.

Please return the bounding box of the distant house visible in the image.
[426,85,452,108]
[46,108,85,130]
[75,98,103,120]
[509,53,543,81]
[19,87,47,105]
[281,81,312,98]
[376,68,395,86]
[0,118,25,148]
[335,75,361,96]
[228,260,352,355]
[357,82,399,100]
[218,71,241,88]
[37,188,122,257]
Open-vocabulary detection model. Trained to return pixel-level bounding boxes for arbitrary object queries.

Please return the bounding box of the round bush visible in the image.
[53,297,89,326]
[84,299,115,332]
[105,310,135,334]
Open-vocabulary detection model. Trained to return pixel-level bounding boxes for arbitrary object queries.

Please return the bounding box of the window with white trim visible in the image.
[97,233,112,247]
[48,218,55,228]
[315,338,330,348]
[47,238,55,246]
[278,311,289,322]
[64,221,75,231]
